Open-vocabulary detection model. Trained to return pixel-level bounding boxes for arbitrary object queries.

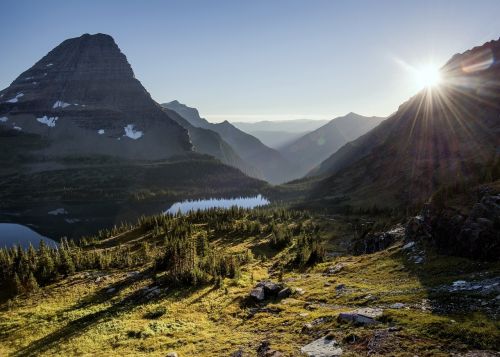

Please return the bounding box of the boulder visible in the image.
[257,340,283,357]
[250,286,265,301]
[257,281,283,295]
[300,336,343,357]
[166,353,178,357]
[324,263,344,276]
[389,303,405,309]
[352,224,405,254]
[277,287,292,299]
[338,308,383,326]
[230,349,244,357]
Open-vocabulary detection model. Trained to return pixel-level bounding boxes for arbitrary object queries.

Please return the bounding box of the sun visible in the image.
[415,64,441,89]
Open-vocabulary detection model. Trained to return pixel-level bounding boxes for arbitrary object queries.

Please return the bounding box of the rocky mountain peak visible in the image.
[0,33,192,160]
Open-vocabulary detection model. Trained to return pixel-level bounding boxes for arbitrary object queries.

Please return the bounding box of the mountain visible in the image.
[160,106,261,179]
[0,34,268,237]
[0,33,192,161]
[162,101,297,184]
[308,38,500,209]
[279,113,385,178]
[233,119,329,133]
[241,130,306,149]
[232,119,328,149]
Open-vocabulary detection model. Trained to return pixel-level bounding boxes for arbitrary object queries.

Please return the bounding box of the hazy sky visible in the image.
[1,0,500,122]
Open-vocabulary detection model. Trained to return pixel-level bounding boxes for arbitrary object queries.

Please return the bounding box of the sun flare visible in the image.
[415,64,442,89]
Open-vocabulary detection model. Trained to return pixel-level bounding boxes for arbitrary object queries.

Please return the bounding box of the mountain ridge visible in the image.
[162,100,297,184]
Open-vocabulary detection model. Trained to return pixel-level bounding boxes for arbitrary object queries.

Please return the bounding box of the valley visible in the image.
[0,4,499,356]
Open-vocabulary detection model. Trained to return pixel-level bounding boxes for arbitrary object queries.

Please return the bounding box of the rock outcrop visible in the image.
[406,190,500,260]
[352,225,405,254]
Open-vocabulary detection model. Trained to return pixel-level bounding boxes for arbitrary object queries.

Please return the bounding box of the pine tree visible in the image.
[13,273,23,295]
[26,272,39,294]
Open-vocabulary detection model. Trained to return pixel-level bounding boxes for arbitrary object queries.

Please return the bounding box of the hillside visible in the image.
[161,107,262,179]
[1,205,498,356]
[307,38,500,209]
[163,101,297,184]
[280,113,385,179]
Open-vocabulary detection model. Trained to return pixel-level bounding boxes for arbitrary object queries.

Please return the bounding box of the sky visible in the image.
[1,0,500,123]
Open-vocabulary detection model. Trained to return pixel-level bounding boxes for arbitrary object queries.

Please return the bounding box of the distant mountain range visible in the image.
[306,38,500,209]
[279,113,385,179]
[162,101,296,184]
[233,119,328,148]
[233,119,329,133]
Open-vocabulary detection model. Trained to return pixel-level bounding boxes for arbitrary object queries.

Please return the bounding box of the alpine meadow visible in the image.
[0,1,499,356]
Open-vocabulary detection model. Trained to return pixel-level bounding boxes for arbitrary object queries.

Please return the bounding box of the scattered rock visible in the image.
[230,349,244,357]
[302,323,313,332]
[352,224,405,254]
[295,287,305,295]
[142,285,165,300]
[338,308,383,326]
[250,281,289,301]
[256,340,283,357]
[258,281,283,295]
[106,287,116,294]
[335,284,346,291]
[94,275,110,283]
[250,286,265,301]
[324,263,344,276]
[389,303,405,309]
[300,336,343,357]
[402,241,415,250]
[127,271,141,278]
[277,287,291,299]
[166,352,178,357]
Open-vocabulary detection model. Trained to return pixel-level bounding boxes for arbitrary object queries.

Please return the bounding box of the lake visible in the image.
[165,194,270,214]
[0,223,58,249]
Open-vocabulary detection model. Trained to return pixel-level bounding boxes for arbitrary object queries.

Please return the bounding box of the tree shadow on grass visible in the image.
[12,271,218,356]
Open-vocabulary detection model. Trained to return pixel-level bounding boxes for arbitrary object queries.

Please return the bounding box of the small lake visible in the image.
[165,194,270,214]
[0,223,58,249]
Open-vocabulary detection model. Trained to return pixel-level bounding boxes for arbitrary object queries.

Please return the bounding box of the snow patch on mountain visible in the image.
[53,100,71,109]
[124,124,143,139]
[13,126,22,131]
[37,116,58,127]
[0,117,8,122]
[48,208,68,215]
[6,93,24,103]
[98,129,105,135]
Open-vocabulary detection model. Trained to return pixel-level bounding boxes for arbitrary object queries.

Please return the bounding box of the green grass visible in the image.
[0,211,498,356]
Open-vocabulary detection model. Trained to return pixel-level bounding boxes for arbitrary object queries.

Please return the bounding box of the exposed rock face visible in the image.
[0,33,191,161]
[352,225,405,254]
[406,192,500,260]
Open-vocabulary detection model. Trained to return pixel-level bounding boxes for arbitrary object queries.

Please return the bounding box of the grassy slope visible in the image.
[0,212,498,356]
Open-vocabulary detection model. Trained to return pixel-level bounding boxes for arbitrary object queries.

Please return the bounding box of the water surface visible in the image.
[0,223,58,249]
[165,195,270,214]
